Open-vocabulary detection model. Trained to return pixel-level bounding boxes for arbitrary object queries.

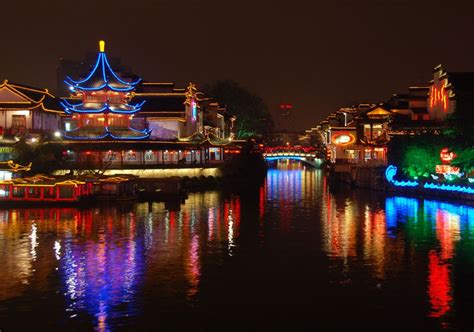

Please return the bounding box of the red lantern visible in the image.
[440,148,456,163]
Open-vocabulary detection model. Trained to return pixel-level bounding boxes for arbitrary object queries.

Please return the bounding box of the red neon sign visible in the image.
[429,82,448,112]
[440,148,456,163]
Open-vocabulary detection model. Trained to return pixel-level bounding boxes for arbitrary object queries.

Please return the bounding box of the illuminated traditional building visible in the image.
[53,41,239,171]
[0,80,62,139]
[61,41,150,140]
[428,64,474,122]
[131,82,202,140]
[319,104,388,165]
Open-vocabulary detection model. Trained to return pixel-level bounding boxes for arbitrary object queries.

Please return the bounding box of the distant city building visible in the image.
[266,130,300,147]
[277,103,293,130]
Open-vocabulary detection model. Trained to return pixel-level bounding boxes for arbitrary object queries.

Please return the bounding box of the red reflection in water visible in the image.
[427,208,459,320]
[428,250,451,318]
[259,184,266,220]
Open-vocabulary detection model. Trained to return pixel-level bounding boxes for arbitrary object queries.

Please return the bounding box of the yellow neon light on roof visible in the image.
[99,40,105,52]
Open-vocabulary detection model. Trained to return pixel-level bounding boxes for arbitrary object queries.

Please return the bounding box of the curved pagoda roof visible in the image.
[64,41,140,92]
[60,100,145,114]
[63,126,151,140]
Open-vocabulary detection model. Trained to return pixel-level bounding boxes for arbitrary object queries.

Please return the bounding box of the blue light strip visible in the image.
[192,102,197,121]
[265,156,306,162]
[65,53,102,85]
[424,182,474,194]
[66,84,136,92]
[385,165,419,187]
[64,52,140,92]
[103,52,141,86]
[64,124,151,140]
[105,126,151,140]
[61,100,145,115]
[107,132,150,140]
[385,165,474,194]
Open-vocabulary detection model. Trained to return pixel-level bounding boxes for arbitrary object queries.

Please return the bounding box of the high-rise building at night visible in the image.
[278,103,293,130]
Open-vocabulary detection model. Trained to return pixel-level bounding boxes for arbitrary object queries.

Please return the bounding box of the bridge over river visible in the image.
[262,147,323,168]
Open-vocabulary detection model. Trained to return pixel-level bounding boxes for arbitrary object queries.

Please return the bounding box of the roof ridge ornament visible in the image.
[184,82,197,105]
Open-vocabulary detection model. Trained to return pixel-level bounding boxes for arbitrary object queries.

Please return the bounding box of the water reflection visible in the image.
[0,192,242,330]
[0,163,473,330]
[323,190,474,327]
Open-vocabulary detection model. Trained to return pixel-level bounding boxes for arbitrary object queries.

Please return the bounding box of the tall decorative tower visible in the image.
[61,41,150,140]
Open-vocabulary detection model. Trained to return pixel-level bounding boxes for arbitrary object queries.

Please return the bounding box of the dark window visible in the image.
[12,115,26,128]
[27,187,41,199]
[58,186,74,199]
[44,187,56,199]
[12,187,25,198]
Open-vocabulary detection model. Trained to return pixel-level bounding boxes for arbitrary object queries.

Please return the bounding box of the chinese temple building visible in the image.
[130,81,202,140]
[62,40,150,140]
[54,41,240,174]
[0,80,61,140]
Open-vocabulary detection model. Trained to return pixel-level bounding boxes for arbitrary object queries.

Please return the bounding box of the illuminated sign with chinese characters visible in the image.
[435,165,460,175]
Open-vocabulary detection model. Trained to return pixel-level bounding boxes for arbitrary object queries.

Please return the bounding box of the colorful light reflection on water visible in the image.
[0,161,472,330]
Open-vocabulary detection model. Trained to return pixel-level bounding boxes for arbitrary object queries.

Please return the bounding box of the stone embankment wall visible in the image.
[329,165,473,202]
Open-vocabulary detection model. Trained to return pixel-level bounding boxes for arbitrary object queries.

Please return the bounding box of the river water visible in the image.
[0,161,473,331]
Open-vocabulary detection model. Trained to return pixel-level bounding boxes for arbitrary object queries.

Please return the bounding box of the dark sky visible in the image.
[2,0,474,130]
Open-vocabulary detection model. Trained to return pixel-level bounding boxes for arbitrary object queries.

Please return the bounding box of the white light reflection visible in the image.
[145,212,153,250]
[228,209,234,256]
[29,223,38,261]
[164,211,170,243]
[208,208,215,241]
[54,240,61,261]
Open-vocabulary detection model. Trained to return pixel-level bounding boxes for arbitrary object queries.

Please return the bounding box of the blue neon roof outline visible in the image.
[60,100,146,114]
[64,51,141,91]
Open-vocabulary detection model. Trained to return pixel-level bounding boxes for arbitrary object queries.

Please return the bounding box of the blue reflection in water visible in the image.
[267,165,303,202]
[385,197,419,237]
[384,195,474,323]
[423,200,474,230]
[61,213,144,331]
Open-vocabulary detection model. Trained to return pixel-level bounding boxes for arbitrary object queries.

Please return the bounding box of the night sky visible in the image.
[2,0,474,130]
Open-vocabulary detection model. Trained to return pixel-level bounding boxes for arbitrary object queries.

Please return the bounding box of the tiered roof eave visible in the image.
[64,43,140,92]
[63,126,151,140]
[60,99,145,115]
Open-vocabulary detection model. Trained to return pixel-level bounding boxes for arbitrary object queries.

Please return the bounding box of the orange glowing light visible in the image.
[332,132,355,146]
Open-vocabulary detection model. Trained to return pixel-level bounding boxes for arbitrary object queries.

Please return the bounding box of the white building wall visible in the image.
[4,110,32,129]
[148,119,180,140]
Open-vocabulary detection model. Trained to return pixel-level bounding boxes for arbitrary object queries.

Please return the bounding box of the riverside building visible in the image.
[52,41,240,174]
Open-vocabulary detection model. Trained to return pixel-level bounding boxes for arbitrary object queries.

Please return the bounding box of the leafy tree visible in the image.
[203,80,274,138]
[389,135,443,179]
[451,147,474,175]
[13,140,68,175]
[401,143,441,179]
